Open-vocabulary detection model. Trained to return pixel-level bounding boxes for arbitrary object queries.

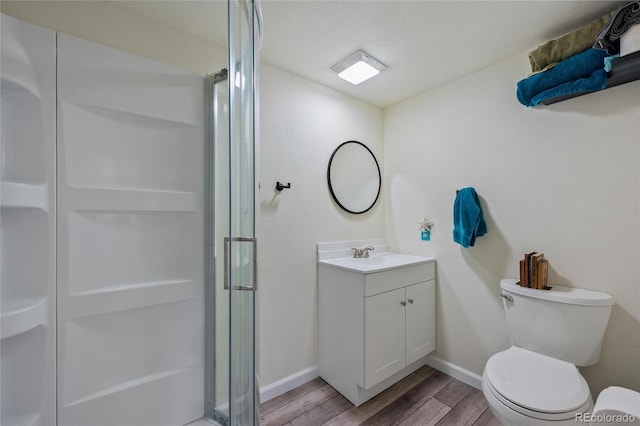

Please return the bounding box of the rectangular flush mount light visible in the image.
[331,50,386,85]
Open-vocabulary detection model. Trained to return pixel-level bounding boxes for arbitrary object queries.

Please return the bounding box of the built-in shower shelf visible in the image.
[67,279,197,319]
[1,181,48,210]
[1,297,48,340]
[65,187,197,212]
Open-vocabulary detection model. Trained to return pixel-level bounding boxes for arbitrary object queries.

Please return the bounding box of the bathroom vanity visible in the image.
[317,240,436,406]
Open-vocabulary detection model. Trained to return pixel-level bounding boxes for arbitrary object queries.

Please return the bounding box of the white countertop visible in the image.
[318,251,434,274]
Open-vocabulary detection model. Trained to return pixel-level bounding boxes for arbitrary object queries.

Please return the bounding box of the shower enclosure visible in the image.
[0,1,261,425]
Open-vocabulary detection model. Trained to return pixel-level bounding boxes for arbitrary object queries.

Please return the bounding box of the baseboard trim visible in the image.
[425,354,483,390]
[259,357,482,403]
[259,366,320,403]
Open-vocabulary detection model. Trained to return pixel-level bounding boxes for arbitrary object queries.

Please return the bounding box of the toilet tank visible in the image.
[500,279,614,366]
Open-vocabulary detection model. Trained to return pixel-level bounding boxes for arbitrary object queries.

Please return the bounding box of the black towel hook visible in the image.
[276,181,291,191]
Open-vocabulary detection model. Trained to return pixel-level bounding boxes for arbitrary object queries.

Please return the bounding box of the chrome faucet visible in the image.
[351,246,375,258]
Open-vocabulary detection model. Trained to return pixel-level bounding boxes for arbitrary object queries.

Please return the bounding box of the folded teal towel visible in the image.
[530,68,607,106]
[453,187,487,248]
[517,48,607,107]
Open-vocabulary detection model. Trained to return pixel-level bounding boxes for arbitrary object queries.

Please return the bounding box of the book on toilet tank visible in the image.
[536,259,548,290]
[531,253,544,289]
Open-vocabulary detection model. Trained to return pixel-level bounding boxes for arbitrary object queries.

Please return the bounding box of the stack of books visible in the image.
[519,252,549,290]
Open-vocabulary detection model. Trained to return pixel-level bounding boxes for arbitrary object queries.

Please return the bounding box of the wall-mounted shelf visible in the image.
[1,297,48,340]
[541,50,640,105]
[1,181,49,210]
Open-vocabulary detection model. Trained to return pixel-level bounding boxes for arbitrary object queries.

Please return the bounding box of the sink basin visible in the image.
[318,251,433,273]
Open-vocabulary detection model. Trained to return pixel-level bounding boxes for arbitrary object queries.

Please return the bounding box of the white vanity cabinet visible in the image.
[365,280,435,388]
[318,256,436,406]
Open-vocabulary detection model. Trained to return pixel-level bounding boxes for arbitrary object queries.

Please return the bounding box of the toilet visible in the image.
[482,279,640,425]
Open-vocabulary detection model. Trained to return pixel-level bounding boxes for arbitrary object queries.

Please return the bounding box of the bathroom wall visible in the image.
[384,52,640,396]
[0,1,226,76]
[258,63,385,386]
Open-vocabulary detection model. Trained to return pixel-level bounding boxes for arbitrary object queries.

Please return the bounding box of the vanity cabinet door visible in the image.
[405,280,436,365]
[364,288,406,389]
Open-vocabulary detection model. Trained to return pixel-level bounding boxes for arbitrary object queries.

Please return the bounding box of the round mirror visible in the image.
[327,141,381,214]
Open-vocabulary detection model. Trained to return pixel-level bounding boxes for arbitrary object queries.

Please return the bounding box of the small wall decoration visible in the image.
[418,217,434,241]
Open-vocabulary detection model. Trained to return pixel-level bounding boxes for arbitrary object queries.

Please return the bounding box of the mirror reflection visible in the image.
[327,141,381,214]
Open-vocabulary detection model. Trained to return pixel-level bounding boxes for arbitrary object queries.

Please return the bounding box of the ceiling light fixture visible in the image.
[331,50,386,85]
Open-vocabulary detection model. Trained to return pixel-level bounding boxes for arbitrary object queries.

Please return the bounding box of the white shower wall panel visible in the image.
[1,84,47,183]
[61,300,202,407]
[1,328,49,423]
[56,34,201,126]
[1,14,56,426]
[56,33,205,426]
[1,209,49,299]
[60,101,202,191]
[66,211,198,294]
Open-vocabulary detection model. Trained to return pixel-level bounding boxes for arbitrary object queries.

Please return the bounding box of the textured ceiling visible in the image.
[118,0,621,108]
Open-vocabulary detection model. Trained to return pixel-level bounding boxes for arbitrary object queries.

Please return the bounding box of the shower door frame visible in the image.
[206,68,239,426]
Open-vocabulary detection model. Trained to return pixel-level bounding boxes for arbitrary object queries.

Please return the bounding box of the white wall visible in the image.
[384,52,640,397]
[258,64,384,386]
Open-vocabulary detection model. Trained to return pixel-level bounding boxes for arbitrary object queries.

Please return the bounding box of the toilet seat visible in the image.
[484,347,592,421]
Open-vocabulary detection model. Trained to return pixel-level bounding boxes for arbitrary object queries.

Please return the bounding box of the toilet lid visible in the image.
[485,347,590,414]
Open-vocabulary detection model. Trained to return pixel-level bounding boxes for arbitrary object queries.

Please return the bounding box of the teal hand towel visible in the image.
[453,187,487,248]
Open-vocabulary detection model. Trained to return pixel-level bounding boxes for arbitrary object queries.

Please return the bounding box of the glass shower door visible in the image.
[228,1,260,425]
[208,1,261,425]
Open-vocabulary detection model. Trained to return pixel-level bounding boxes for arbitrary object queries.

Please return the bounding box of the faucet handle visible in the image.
[351,248,363,258]
[361,246,374,258]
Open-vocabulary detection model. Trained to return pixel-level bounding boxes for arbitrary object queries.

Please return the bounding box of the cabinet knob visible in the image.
[400,301,406,306]
[407,298,414,304]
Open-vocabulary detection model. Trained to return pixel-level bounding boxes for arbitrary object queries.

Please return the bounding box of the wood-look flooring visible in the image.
[260,366,501,426]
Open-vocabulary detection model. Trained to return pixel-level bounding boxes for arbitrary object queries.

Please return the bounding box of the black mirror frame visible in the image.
[327,140,381,214]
